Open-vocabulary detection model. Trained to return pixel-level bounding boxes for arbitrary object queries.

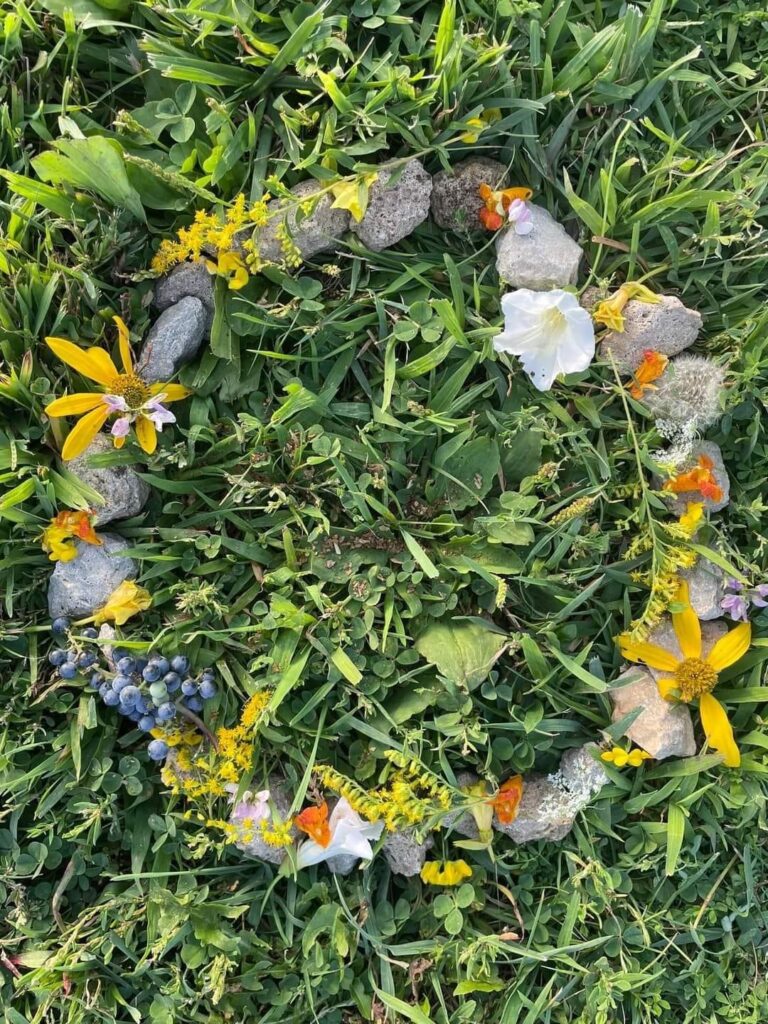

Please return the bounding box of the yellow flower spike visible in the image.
[617,580,752,767]
[420,859,472,886]
[89,580,152,626]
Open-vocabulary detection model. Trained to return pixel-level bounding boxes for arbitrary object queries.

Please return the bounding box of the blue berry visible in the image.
[82,627,99,639]
[128,710,143,722]
[134,696,149,714]
[138,715,156,731]
[111,674,132,693]
[98,682,111,699]
[142,664,161,683]
[163,671,181,691]
[156,702,176,723]
[185,696,204,712]
[89,672,103,690]
[66,650,78,663]
[119,685,142,708]
[153,657,170,676]
[170,655,189,674]
[181,679,198,697]
[59,663,78,680]
[49,649,68,667]
[103,690,120,707]
[51,617,69,634]
[199,679,217,700]
[78,651,96,669]
[147,739,169,761]
[117,656,135,674]
[117,703,133,716]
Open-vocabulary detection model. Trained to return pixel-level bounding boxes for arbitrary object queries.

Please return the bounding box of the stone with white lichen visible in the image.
[495,204,583,290]
[643,355,726,430]
[657,440,730,514]
[493,744,608,843]
[350,160,432,252]
[65,434,150,526]
[430,158,508,231]
[599,295,702,371]
[251,180,350,264]
[48,533,137,619]
[137,296,208,383]
[680,551,726,620]
[383,828,434,877]
[610,666,695,759]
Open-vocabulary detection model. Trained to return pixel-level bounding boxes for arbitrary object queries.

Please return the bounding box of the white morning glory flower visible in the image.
[493,289,595,392]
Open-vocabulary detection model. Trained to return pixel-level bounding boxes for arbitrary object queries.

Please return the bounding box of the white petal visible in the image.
[514,221,534,235]
[518,345,560,391]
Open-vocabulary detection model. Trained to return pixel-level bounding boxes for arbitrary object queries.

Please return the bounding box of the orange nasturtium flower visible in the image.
[295,801,332,847]
[479,184,533,231]
[663,455,723,503]
[619,580,751,767]
[45,316,191,460]
[42,510,101,562]
[629,350,669,399]
[491,775,524,824]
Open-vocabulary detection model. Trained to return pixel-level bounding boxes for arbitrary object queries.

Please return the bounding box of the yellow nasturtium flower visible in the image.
[89,580,152,626]
[420,859,472,886]
[42,510,101,562]
[460,107,502,143]
[593,282,659,332]
[678,502,704,538]
[619,580,751,767]
[329,173,379,223]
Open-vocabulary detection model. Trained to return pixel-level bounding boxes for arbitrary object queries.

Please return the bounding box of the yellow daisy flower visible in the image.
[619,580,751,767]
[45,316,191,459]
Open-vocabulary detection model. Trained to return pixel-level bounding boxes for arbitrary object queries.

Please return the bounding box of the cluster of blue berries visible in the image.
[49,616,217,761]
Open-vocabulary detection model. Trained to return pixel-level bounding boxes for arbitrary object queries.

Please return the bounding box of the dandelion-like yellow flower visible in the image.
[619,580,751,767]
[601,746,651,768]
[45,317,191,459]
[420,860,472,886]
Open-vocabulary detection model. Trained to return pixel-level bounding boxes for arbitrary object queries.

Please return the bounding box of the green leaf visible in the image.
[415,619,506,689]
[665,804,686,876]
[329,647,362,685]
[33,137,145,221]
[429,437,500,511]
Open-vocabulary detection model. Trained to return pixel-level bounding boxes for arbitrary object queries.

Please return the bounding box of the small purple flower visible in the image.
[508,199,533,236]
[751,583,768,608]
[721,593,749,622]
[724,578,744,592]
[111,416,131,438]
[144,396,176,432]
[103,394,128,414]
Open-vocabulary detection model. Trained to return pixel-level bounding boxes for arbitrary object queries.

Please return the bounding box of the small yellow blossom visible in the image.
[601,746,651,768]
[206,250,249,290]
[420,860,472,886]
[678,502,704,538]
[90,580,152,626]
[460,107,501,143]
[329,173,378,222]
[42,510,101,562]
[593,282,659,332]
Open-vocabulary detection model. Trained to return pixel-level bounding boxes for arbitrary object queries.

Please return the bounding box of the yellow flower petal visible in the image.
[135,415,157,454]
[672,580,701,659]
[61,405,110,460]
[707,622,752,673]
[619,637,680,672]
[656,677,678,700]
[46,393,105,417]
[91,580,152,626]
[46,337,119,386]
[420,859,472,886]
[113,434,126,449]
[149,382,191,402]
[699,693,740,767]
[113,316,133,374]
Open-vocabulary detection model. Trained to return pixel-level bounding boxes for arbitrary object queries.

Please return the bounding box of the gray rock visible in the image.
[681,551,725,620]
[600,295,702,371]
[444,771,481,840]
[658,441,730,514]
[495,203,583,289]
[136,296,207,383]
[97,623,117,671]
[430,158,507,231]
[494,744,607,843]
[326,853,361,875]
[382,828,433,877]
[645,616,728,689]
[65,434,150,525]
[609,666,695,759]
[351,160,432,252]
[48,533,137,618]
[154,260,214,313]
[251,180,350,264]
[232,777,297,866]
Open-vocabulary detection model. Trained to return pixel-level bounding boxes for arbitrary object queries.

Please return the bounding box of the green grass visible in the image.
[1,1,768,1021]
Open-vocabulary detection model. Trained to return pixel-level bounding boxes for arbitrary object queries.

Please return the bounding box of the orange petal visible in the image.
[61,405,110,460]
[295,802,331,847]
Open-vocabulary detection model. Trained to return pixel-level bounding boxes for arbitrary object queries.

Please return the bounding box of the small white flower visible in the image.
[295,798,384,869]
[493,289,595,392]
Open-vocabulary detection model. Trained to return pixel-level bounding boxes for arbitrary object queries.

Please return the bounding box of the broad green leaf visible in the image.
[415,619,506,689]
[33,137,145,221]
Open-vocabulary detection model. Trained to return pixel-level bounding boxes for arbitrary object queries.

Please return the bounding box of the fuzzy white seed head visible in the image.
[643,355,726,430]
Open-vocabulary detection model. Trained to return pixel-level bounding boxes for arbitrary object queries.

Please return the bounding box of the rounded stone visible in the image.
[495,204,583,289]
[680,551,725,620]
[350,160,432,252]
[610,666,695,759]
[154,260,215,313]
[48,533,138,619]
[382,828,433,877]
[659,441,730,514]
[430,157,508,231]
[136,296,208,383]
[599,294,702,371]
[65,434,150,525]
[251,180,350,264]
